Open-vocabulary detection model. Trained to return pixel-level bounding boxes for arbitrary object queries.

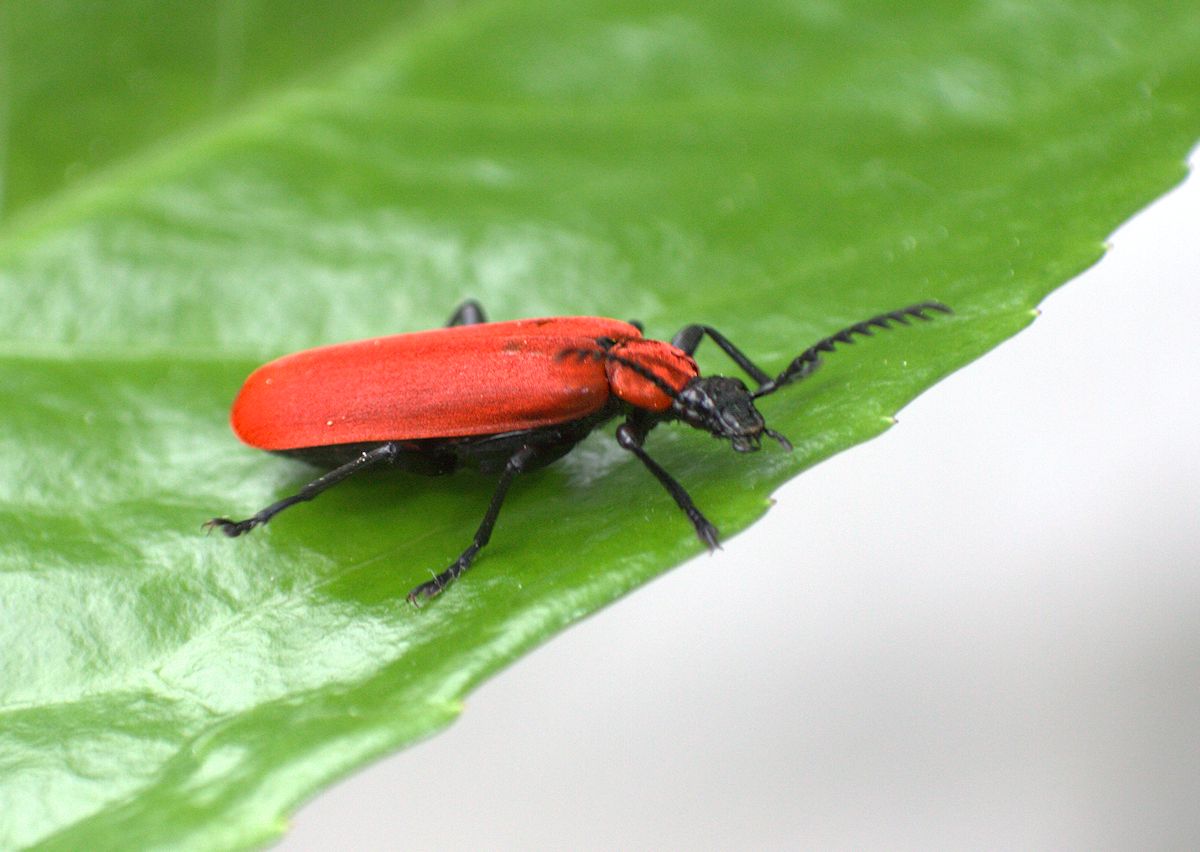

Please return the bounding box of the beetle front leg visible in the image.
[671,324,772,387]
[206,442,399,536]
[407,444,537,603]
[615,422,720,550]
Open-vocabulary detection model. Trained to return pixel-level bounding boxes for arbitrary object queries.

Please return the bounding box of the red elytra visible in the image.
[230,317,698,450]
[209,299,952,602]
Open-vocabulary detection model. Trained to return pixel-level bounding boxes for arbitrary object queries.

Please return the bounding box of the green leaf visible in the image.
[2,1,1198,848]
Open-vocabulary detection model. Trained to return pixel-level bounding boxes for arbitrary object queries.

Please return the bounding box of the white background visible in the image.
[287,149,1199,850]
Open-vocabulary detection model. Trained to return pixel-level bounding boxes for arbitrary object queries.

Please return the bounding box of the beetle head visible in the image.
[673,376,792,453]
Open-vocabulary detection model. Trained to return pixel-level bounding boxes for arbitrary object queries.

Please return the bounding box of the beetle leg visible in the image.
[445,300,488,326]
[615,422,720,550]
[407,444,538,603]
[206,442,400,537]
[753,301,952,398]
[671,324,773,387]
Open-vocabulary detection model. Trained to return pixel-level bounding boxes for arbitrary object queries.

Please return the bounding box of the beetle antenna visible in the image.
[558,347,682,403]
[763,427,793,451]
[753,301,952,398]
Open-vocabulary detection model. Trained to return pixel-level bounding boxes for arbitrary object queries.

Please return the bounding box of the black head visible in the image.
[672,376,792,453]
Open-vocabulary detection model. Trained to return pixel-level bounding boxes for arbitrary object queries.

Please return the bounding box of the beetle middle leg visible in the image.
[615,421,720,550]
[407,444,538,603]
[445,300,487,327]
[206,442,400,536]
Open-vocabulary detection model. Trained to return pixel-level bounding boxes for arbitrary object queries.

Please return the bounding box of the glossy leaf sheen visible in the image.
[2,2,1198,848]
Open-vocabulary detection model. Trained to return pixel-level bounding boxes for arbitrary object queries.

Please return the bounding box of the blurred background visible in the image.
[285,153,1200,849]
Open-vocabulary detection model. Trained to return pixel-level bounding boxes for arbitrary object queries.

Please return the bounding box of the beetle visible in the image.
[207,299,951,601]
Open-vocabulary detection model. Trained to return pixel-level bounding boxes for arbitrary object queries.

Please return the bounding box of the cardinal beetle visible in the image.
[208,299,951,601]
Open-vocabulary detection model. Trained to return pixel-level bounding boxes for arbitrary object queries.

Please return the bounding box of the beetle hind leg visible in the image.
[206,443,399,537]
[407,444,537,603]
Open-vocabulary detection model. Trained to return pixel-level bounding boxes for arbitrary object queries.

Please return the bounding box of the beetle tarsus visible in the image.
[405,446,535,603]
[407,552,474,603]
[204,516,261,537]
[696,516,721,551]
[406,574,447,604]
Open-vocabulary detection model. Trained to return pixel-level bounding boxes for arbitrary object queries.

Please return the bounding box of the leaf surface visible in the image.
[2,2,1198,848]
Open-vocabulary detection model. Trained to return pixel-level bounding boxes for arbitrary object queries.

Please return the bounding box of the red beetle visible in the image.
[208,299,951,600]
